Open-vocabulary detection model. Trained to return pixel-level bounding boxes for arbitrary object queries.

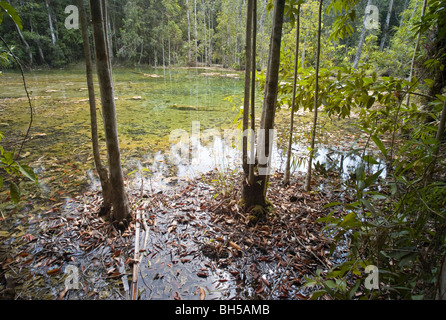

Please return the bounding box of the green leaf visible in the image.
[361,198,375,215]
[18,164,37,182]
[310,290,326,300]
[340,212,357,228]
[324,280,336,289]
[10,181,20,204]
[371,135,387,158]
[364,168,384,188]
[362,155,379,165]
[0,1,22,30]
[323,201,342,209]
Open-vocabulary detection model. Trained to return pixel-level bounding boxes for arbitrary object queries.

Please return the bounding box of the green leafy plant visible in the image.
[0,132,37,204]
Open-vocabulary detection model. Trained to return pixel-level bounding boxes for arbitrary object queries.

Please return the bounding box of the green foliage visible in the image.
[0,3,37,206]
[0,1,22,30]
[0,132,38,204]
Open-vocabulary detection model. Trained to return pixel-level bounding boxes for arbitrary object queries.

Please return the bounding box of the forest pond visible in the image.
[0,66,386,299]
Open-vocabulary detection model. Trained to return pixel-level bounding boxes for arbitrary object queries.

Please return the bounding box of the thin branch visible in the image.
[0,35,33,159]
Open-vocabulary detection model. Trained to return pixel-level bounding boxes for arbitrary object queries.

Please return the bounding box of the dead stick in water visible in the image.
[131,211,141,300]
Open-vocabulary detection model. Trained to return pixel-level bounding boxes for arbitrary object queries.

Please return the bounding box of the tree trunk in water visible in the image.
[249,0,257,186]
[304,0,323,192]
[284,4,300,186]
[379,0,394,51]
[90,0,130,230]
[353,0,372,69]
[241,0,285,218]
[242,0,253,176]
[78,0,112,211]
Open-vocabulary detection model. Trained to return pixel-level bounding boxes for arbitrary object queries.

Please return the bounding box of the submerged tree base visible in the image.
[240,176,273,222]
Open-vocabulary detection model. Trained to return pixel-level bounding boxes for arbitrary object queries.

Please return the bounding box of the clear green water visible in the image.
[0,66,246,197]
[1,66,243,151]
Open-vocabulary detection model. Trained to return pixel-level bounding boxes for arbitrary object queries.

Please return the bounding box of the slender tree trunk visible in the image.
[425,89,446,185]
[186,0,192,65]
[102,0,113,64]
[406,0,427,108]
[45,0,57,44]
[284,4,300,185]
[353,0,372,69]
[241,0,285,216]
[305,0,323,192]
[78,0,112,210]
[248,0,257,186]
[15,24,32,66]
[29,16,48,66]
[380,0,394,51]
[302,29,308,68]
[194,0,198,65]
[242,0,253,176]
[90,0,130,230]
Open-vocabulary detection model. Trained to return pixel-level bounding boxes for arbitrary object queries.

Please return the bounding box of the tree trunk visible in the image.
[241,0,285,217]
[15,24,32,66]
[90,0,130,230]
[242,0,253,176]
[45,0,57,44]
[305,0,323,192]
[249,0,257,186]
[425,97,446,184]
[379,0,394,51]
[194,0,198,65]
[186,0,192,65]
[301,29,308,68]
[406,0,427,108]
[353,0,372,69]
[78,0,112,211]
[284,4,300,185]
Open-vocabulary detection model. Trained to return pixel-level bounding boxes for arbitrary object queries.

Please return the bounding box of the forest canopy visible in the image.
[0,0,431,76]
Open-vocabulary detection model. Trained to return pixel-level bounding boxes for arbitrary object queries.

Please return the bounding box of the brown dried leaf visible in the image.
[228,241,241,251]
[200,287,206,300]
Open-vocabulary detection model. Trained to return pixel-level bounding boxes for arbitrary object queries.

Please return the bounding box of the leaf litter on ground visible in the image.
[1,167,348,300]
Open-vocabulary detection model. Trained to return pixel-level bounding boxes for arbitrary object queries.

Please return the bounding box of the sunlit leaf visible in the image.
[0,1,22,30]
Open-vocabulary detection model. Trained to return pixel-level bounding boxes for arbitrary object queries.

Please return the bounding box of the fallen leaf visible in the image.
[229,241,241,251]
[200,287,206,300]
[58,287,69,300]
[0,231,10,237]
[113,250,122,257]
[46,268,61,276]
[197,272,208,278]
